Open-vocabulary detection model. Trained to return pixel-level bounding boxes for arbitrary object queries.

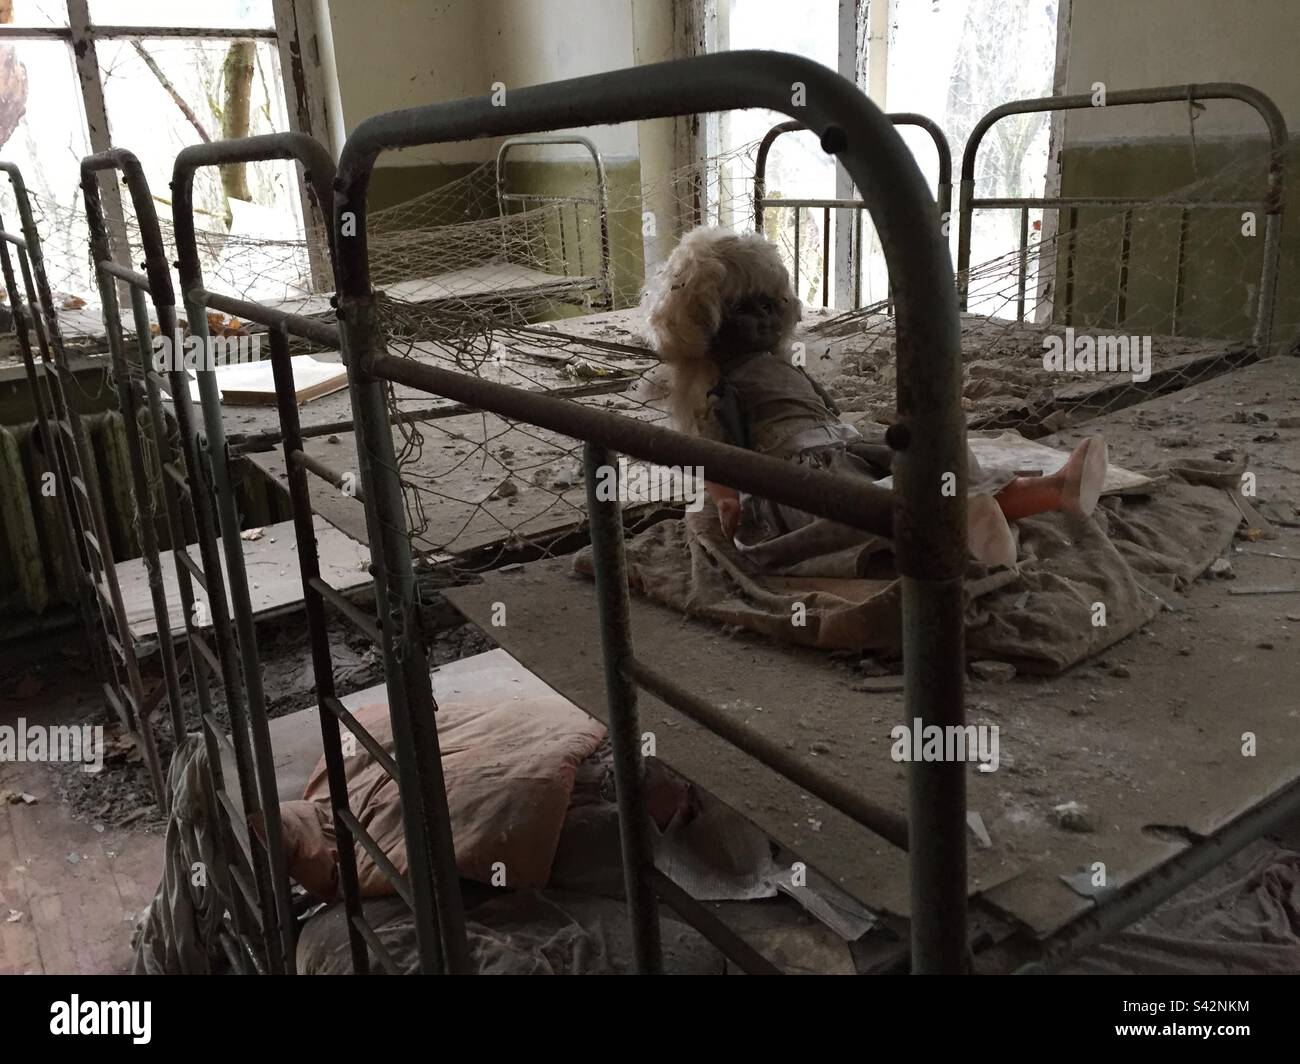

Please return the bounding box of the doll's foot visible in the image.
[968,493,1017,567]
[1059,435,1108,517]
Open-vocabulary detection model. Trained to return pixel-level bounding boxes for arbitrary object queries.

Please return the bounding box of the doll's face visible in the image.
[713,292,785,356]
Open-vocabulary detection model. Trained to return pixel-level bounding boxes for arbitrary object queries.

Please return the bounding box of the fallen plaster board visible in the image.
[115,515,371,645]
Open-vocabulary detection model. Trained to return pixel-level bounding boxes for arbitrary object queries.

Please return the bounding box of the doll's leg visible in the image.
[968,493,1018,567]
[994,436,1107,522]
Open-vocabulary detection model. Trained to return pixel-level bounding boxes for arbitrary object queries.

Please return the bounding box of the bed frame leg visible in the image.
[583,441,664,975]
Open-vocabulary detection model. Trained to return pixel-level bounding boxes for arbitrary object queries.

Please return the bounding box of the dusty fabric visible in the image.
[713,350,859,458]
[279,698,607,899]
[1067,839,1300,975]
[132,736,231,975]
[965,478,1239,672]
[574,469,1240,673]
[297,889,725,975]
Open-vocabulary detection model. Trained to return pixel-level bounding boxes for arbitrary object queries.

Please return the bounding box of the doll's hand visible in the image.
[717,497,741,539]
[706,480,742,539]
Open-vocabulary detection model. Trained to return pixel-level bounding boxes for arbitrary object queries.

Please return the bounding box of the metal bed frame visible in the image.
[4,64,1294,977]
[753,114,952,310]
[494,134,614,310]
[0,162,172,804]
[956,83,1287,352]
[321,49,967,974]
[169,133,417,977]
[78,149,295,974]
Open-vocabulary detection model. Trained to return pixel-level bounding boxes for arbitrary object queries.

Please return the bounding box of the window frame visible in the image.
[0,0,331,289]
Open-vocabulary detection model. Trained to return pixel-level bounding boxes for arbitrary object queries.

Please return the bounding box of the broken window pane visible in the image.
[0,40,95,318]
[96,35,314,302]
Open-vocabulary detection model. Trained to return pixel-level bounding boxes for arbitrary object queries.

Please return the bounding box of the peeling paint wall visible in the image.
[323,0,645,302]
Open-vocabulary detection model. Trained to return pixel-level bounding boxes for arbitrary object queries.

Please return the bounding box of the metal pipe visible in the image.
[337,300,471,973]
[583,443,664,974]
[268,328,370,975]
[290,448,366,503]
[200,289,341,348]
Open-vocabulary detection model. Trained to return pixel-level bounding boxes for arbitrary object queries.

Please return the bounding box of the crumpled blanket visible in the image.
[131,736,232,975]
[574,465,1241,674]
[1067,839,1300,975]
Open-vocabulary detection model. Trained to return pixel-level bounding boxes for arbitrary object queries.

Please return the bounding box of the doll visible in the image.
[642,226,1107,569]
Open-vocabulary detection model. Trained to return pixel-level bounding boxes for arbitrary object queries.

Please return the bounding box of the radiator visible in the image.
[0,411,144,619]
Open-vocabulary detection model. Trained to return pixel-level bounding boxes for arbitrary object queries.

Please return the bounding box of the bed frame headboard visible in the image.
[333,49,967,976]
[956,83,1288,353]
[752,114,952,309]
[494,134,613,310]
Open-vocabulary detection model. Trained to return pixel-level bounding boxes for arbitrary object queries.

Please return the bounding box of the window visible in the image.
[719,0,1060,313]
[0,0,327,327]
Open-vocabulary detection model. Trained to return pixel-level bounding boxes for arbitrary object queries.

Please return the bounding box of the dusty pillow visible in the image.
[280,696,606,899]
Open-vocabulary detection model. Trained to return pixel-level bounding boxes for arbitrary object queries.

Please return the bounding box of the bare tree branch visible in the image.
[130,40,211,143]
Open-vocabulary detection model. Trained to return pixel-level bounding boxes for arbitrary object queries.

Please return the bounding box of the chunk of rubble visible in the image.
[1052,801,1094,833]
[970,660,1017,683]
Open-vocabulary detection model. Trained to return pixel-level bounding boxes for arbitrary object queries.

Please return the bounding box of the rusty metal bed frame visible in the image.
[146,51,966,975]
[323,50,968,974]
[77,150,297,974]
[753,114,952,310]
[0,162,174,804]
[171,133,447,977]
[494,134,614,311]
[956,83,1287,353]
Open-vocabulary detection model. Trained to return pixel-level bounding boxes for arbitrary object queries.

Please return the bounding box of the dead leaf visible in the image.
[240,527,265,542]
[62,295,86,310]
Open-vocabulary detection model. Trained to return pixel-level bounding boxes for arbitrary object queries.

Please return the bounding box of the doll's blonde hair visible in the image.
[641,226,801,436]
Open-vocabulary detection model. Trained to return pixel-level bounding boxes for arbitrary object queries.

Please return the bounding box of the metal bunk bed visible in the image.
[22,58,1294,977]
[324,50,969,973]
[0,161,171,804]
[153,51,964,974]
[77,149,296,974]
